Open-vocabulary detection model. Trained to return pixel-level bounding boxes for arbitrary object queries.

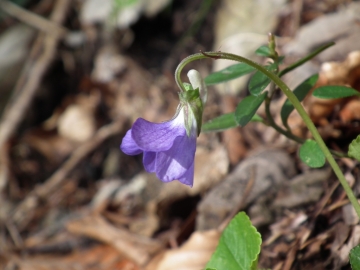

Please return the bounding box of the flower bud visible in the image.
[187,69,207,104]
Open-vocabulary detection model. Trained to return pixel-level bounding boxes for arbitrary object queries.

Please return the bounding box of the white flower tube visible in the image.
[187,69,207,104]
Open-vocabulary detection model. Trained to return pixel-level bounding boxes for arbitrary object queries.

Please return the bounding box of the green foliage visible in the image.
[350,245,360,270]
[312,85,360,99]
[202,113,237,132]
[348,135,360,162]
[279,42,335,77]
[248,64,277,96]
[248,70,271,96]
[206,212,261,270]
[202,113,264,133]
[204,63,255,85]
[255,45,272,57]
[281,74,318,127]
[235,92,267,127]
[299,140,326,168]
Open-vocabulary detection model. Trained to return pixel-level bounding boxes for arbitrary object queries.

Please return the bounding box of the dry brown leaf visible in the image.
[339,99,360,122]
[306,51,360,125]
[57,92,100,143]
[342,202,360,226]
[66,214,162,266]
[9,244,138,270]
[145,230,220,270]
[337,225,360,266]
[283,50,360,137]
[197,148,296,230]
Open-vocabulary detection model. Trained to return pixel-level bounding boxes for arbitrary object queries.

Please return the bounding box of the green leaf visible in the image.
[235,92,267,127]
[350,245,360,270]
[279,42,335,77]
[248,64,277,96]
[277,55,285,64]
[281,74,318,127]
[312,85,360,99]
[204,63,255,85]
[206,212,262,270]
[255,45,272,57]
[250,114,264,123]
[202,113,264,132]
[202,113,237,132]
[299,140,326,168]
[348,135,360,162]
[248,71,270,96]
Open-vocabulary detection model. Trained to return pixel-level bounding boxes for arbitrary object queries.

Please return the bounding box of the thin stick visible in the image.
[0,0,70,148]
[0,0,71,193]
[0,0,68,37]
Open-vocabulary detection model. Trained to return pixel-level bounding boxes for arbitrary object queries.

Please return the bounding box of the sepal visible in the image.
[179,89,203,137]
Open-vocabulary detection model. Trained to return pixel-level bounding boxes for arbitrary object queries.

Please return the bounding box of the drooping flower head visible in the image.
[120,70,207,186]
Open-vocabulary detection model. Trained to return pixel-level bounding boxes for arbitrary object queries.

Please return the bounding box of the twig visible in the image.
[5,221,23,248]
[11,120,124,230]
[0,0,68,37]
[0,0,71,193]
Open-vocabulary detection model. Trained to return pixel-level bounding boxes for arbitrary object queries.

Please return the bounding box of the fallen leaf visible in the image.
[146,230,220,270]
[66,214,162,266]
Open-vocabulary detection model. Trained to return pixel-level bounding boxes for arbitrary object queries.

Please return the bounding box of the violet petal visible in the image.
[155,134,196,182]
[143,151,156,173]
[131,114,185,152]
[178,161,194,187]
[120,129,142,155]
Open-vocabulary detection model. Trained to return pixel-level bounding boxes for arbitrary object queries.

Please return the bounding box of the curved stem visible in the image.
[175,51,360,218]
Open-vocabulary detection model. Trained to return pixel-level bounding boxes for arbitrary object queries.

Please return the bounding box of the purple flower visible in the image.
[120,70,207,187]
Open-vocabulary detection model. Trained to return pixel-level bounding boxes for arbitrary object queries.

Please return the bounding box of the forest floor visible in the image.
[0,0,360,269]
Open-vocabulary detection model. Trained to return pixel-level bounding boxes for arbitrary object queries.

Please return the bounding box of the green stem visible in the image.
[265,96,303,144]
[278,42,335,77]
[264,96,349,158]
[175,51,360,218]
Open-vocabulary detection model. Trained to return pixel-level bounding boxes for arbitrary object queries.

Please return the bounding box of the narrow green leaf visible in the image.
[235,92,267,127]
[279,42,335,77]
[350,245,360,270]
[249,70,271,96]
[248,64,277,96]
[348,135,360,162]
[202,113,237,132]
[202,113,264,132]
[206,212,262,270]
[312,85,360,99]
[281,74,318,127]
[277,55,285,64]
[250,114,264,123]
[255,45,272,57]
[299,140,326,168]
[204,63,255,85]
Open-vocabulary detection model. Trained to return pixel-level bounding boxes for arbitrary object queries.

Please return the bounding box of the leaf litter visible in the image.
[0,0,360,269]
